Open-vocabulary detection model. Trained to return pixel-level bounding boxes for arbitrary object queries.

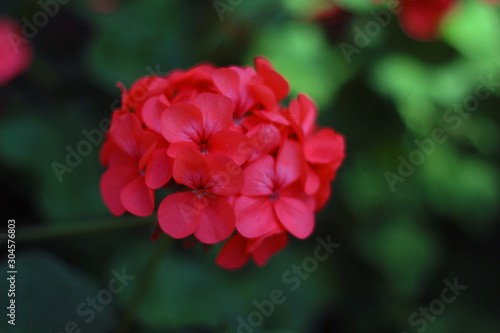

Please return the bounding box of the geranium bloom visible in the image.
[161,92,249,165]
[100,57,345,269]
[0,18,32,86]
[158,148,243,244]
[235,140,314,240]
[100,113,172,216]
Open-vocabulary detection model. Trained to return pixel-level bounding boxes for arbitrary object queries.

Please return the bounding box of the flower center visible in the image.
[269,190,280,202]
[194,188,205,198]
[200,142,208,154]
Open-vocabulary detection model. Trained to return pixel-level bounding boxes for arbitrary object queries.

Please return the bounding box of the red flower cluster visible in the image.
[100,57,345,269]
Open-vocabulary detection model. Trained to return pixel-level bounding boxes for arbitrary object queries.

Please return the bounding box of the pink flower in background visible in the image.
[0,18,32,86]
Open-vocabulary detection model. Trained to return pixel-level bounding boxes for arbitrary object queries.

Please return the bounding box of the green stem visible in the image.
[117,234,171,333]
[17,216,155,242]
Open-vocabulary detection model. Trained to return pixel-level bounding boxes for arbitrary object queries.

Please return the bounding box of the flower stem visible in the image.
[17,216,154,242]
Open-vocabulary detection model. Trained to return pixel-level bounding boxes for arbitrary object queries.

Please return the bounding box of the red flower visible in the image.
[216,232,288,270]
[100,113,172,216]
[0,18,32,86]
[100,57,345,269]
[161,92,249,165]
[158,149,243,244]
[235,140,315,240]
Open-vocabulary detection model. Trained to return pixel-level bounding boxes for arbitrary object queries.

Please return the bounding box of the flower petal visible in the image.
[192,92,233,137]
[158,191,201,239]
[274,196,314,239]
[305,128,345,165]
[120,175,154,217]
[216,233,250,270]
[100,166,137,216]
[212,68,240,103]
[142,95,170,133]
[161,102,203,143]
[194,196,235,244]
[208,130,249,166]
[145,148,172,189]
[240,155,275,196]
[235,196,279,238]
[245,123,281,162]
[205,154,243,196]
[172,148,211,189]
[110,113,142,158]
[251,232,288,266]
[254,57,290,101]
[276,140,306,190]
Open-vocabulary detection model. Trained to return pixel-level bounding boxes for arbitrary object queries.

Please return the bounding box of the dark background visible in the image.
[1,0,499,332]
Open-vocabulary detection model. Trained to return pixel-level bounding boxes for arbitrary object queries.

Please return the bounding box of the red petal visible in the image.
[253,109,290,126]
[245,124,281,163]
[158,192,201,239]
[254,57,290,101]
[192,93,233,137]
[161,102,203,143]
[194,196,235,244]
[212,68,240,103]
[172,148,212,189]
[100,166,137,216]
[142,95,169,133]
[240,155,275,196]
[276,140,306,190]
[167,141,200,158]
[204,154,243,196]
[251,232,288,266]
[207,130,250,166]
[274,196,314,239]
[303,165,320,195]
[145,148,172,189]
[216,233,250,270]
[249,84,277,111]
[235,196,279,238]
[305,128,344,165]
[120,175,154,216]
[298,94,317,136]
[314,182,331,212]
[110,113,142,158]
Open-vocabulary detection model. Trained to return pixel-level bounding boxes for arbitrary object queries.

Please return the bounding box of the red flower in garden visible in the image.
[158,149,243,244]
[235,140,314,240]
[100,113,172,216]
[0,18,32,86]
[216,232,288,269]
[161,92,249,165]
[100,57,345,269]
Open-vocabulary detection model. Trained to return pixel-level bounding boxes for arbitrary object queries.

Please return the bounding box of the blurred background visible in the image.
[1,0,499,332]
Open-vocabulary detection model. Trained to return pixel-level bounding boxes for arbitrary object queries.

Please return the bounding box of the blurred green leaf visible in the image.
[0,251,117,333]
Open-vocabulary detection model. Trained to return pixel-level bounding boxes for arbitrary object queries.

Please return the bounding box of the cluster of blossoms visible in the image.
[100,57,345,269]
